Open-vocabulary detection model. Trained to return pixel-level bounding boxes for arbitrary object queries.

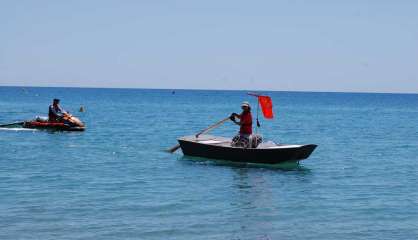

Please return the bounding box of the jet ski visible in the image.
[0,114,85,131]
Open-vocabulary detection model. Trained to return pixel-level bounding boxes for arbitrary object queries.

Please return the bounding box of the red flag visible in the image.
[258,96,273,119]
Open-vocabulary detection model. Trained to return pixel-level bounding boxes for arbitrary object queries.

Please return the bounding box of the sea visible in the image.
[0,86,417,240]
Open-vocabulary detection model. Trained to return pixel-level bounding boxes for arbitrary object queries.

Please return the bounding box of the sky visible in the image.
[0,0,417,93]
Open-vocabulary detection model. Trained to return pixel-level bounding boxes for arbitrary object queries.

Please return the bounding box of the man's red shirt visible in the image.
[239,111,252,134]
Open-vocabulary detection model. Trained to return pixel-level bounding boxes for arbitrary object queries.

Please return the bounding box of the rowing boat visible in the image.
[178,135,317,164]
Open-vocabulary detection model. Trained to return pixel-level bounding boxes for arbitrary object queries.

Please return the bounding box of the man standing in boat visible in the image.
[48,98,68,122]
[230,101,255,147]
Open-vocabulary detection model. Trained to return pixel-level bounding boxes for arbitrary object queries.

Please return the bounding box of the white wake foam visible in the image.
[0,127,37,131]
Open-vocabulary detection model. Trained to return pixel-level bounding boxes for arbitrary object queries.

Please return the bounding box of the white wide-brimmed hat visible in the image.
[241,101,250,107]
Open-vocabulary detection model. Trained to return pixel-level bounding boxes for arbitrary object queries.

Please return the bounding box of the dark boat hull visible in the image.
[22,121,85,131]
[178,135,317,164]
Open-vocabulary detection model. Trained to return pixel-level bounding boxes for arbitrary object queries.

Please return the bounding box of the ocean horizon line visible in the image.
[0,85,417,96]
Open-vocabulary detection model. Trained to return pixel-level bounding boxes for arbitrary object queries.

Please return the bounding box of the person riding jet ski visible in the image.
[48,98,68,122]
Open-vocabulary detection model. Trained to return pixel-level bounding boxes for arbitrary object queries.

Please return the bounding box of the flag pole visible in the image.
[256,97,260,134]
[248,92,261,133]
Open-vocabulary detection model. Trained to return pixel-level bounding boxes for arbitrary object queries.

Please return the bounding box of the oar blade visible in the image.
[166,144,181,153]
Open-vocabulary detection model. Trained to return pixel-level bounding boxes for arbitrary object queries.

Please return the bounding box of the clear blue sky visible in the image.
[1,1,417,93]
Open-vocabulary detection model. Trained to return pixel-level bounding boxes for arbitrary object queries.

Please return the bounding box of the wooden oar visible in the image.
[166,117,230,153]
[195,117,230,138]
[166,144,182,153]
[0,121,24,128]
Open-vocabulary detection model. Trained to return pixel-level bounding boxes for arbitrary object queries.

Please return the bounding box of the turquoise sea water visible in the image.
[0,87,417,239]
